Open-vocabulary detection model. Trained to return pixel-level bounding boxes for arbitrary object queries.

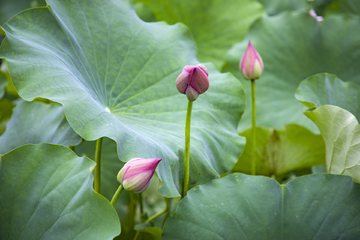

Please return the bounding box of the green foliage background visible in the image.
[1,0,360,239]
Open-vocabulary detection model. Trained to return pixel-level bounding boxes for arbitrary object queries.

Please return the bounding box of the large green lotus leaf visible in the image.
[0,100,81,154]
[224,11,360,133]
[257,0,334,15]
[0,0,245,197]
[0,143,120,239]
[232,124,325,177]
[295,74,360,182]
[162,173,360,239]
[133,0,265,69]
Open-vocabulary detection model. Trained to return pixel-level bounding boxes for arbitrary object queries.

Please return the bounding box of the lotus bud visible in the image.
[117,158,162,193]
[176,64,209,101]
[309,9,317,18]
[239,41,264,80]
[309,9,323,22]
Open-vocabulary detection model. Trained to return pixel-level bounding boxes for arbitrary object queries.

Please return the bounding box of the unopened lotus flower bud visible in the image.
[239,41,264,80]
[117,158,162,193]
[309,9,317,18]
[309,9,324,22]
[176,64,209,101]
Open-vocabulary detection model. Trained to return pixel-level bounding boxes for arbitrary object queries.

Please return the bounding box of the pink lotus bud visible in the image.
[315,16,324,22]
[309,9,317,18]
[176,64,209,101]
[117,158,162,193]
[239,41,264,80]
[309,9,323,22]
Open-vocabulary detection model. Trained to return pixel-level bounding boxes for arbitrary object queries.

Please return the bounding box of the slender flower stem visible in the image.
[145,204,169,223]
[110,184,123,206]
[129,192,136,239]
[162,198,171,227]
[133,231,140,240]
[183,100,193,197]
[133,199,170,240]
[139,193,143,216]
[251,79,256,175]
[94,137,103,193]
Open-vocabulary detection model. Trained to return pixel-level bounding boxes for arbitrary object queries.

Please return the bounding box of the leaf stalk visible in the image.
[110,184,123,206]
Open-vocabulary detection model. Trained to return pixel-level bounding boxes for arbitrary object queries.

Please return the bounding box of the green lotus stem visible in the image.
[133,199,170,240]
[139,192,143,215]
[183,100,193,197]
[133,231,140,240]
[110,184,123,206]
[129,192,136,239]
[162,198,171,227]
[251,79,256,175]
[94,137,103,193]
[145,203,169,223]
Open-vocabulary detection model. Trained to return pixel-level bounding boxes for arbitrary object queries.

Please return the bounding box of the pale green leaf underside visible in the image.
[0,143,120,240]
[232,124,325,177]
[224,11,360,133]
[305,106,360,182]
[296,73,360,182]
[0,100,81,154]
[0,0,245,197]
[162,173,360,239]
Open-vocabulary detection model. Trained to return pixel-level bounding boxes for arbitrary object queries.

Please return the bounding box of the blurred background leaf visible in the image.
[326,0,360,15]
